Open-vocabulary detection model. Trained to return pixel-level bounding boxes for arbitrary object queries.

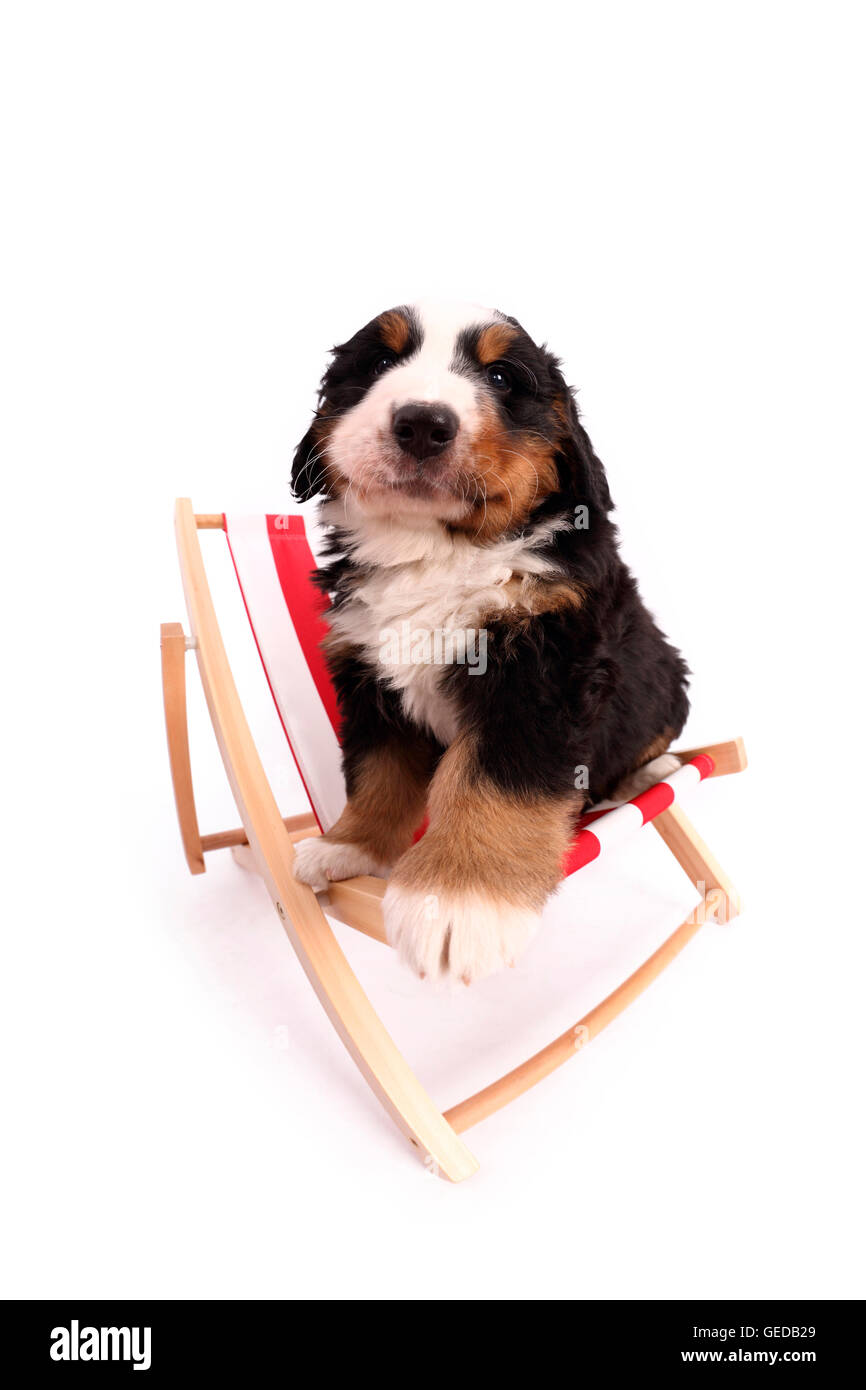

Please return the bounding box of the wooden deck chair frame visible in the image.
[162,498,746,1182]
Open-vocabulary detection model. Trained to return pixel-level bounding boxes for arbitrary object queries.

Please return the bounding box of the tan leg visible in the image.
[293,735,436,889]
[331,736,435,861]
[384,734,579,983]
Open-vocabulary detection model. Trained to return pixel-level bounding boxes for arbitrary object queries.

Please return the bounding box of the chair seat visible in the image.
[224,512,713,876]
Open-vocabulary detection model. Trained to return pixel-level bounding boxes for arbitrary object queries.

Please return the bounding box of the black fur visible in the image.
[293,307,689,810]
[441,575,689,805]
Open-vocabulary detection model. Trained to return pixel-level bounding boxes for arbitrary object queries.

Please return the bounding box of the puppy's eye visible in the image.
[371,353,397,377]
[487,363,512,392]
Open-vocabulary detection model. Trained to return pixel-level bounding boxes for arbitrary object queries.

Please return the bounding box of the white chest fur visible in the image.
[322,504,566,745]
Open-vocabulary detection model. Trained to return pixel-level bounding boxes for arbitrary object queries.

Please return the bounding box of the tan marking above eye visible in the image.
[378,309,411,354]
[476,321,518,365]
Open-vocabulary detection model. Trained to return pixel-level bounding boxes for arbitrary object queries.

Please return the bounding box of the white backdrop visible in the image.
[1,1,864,1300]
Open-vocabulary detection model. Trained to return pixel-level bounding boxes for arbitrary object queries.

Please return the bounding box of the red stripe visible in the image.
[562,828,601,877]
[692,753,715,779]
[577,805,611,828]
[563,755,712,876]
[224,522,324,832]
[632,778,676,824]
[266,515,342,738]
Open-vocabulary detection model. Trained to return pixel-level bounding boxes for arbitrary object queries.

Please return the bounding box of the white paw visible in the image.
[612,752,681,802]
[383,882,542,984]
[292,837,388,891]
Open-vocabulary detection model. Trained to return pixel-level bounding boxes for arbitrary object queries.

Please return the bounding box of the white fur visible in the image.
[322,496,569,744]
[383,880,542,983]
[331,299,493,447]
[293,836,389,891]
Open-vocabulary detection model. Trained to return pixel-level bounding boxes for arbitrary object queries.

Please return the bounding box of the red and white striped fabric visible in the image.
[563,756,713,876]
[225,513,714,869]
[225,514,346,832]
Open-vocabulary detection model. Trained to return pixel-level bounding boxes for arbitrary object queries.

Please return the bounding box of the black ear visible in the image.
[291,421,329,502]
[562,412,614,514]
[549,362,613,514]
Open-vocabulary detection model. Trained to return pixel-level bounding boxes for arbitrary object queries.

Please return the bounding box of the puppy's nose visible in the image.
[392,403,459,460]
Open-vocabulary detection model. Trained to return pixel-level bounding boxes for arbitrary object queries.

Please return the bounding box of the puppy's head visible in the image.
[292,300,612,539]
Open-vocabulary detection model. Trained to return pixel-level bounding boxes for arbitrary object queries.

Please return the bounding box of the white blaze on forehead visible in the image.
[333,299,501,446]
[398,298,500,406]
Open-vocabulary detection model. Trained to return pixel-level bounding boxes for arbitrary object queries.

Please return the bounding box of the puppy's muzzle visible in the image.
[392,402,459,463]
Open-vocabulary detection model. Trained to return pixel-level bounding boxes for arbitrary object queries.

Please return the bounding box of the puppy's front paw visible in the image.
[383,881,541,984]
[293,836,388,891]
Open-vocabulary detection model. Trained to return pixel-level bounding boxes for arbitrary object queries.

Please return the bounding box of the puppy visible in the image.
[291,300,689,983]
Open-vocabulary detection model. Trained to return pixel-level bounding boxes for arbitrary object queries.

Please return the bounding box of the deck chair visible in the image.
[162,499,746,1182]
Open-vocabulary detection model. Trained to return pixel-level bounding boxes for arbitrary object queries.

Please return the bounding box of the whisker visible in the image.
[497,447,542,506]
[477,461,516,531]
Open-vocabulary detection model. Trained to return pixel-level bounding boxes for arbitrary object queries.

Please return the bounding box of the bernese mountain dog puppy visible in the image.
[291,300,689,984]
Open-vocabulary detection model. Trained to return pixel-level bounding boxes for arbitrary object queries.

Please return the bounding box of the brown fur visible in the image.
[490,574,585,617]
[450,407,560,541]
[321,734,437,866]
[477,578,585,659]
[476,321,518,365]
[378,309,411,354]
[390,733,580,910]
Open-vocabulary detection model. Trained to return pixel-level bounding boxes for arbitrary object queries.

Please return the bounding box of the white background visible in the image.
[2,1,864,1300]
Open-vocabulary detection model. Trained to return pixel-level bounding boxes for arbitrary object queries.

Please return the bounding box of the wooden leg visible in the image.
[161,622,205,875]
[175,500,478,1182]
[652,801,742,923]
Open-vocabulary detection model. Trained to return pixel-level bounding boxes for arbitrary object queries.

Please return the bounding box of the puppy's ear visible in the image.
[550,363,614,514]
[561,411,614,514]
[291,419,329,502]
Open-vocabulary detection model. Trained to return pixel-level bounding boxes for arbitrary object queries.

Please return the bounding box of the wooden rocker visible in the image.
[163,499,747,1182]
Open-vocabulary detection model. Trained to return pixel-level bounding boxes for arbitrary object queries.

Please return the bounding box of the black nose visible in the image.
[392,403,459,460]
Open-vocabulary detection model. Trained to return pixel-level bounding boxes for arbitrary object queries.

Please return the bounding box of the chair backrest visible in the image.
[225,512,713,864]
[226,513,347,831]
